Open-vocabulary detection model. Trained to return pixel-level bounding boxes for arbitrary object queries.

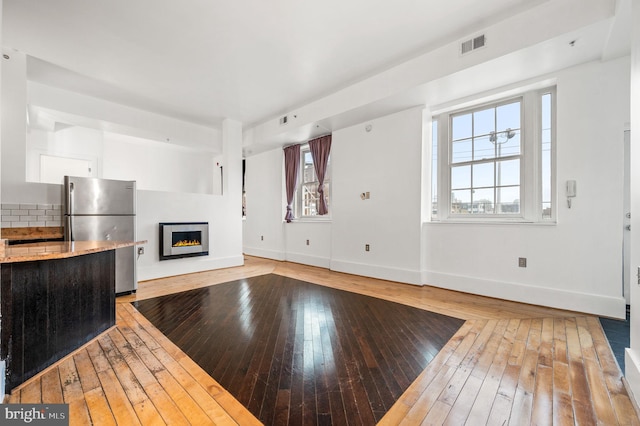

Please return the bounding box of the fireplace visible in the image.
[159,222,209,260]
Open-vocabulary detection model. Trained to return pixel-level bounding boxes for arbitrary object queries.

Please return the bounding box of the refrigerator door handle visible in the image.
[64,215,73,241]
[68,182,74,216]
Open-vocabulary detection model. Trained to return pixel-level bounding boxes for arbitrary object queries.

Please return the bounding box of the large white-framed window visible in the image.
[296,145,331,218]
[432,87,556,222]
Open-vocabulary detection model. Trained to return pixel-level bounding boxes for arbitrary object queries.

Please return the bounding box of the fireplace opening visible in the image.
[159,222,209,261]
[172,231,201,247]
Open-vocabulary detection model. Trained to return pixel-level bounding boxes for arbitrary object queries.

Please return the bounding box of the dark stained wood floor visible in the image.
[133,274,465,425]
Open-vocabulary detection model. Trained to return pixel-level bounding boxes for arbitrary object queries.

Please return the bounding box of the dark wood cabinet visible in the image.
[1,250,115,391]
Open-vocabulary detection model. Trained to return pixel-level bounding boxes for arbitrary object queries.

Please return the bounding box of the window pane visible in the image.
[298,146,331,218]
[497,130,520,157]
[451,189,471,214]
[497,101,520,131]
[452,138,472,163]
[452,113,472,140]
[473,108,495,136]
[542,152,551,216]
[322,182,330,210]
[432,120,438,216]
[302,182,318,216]
[303,152,316,183]
[474,134,495,160]
[496,159,520,186]
[496,186,520,214]
[541,94,551,129]
[451,165,470,190]
[472,188,494,214]
[472,162,494,188]
[541,93,552,219]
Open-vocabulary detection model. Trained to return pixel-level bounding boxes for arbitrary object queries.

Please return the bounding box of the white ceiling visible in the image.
[4,0,556,127]
[2,0,631,152]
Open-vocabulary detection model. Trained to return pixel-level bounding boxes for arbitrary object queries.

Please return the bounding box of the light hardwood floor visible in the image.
[6,256,640,425]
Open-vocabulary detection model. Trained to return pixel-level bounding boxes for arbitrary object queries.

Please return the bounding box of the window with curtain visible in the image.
[297,142,331,218]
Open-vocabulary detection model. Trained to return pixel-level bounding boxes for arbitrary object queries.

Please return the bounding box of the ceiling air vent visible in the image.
[279,115,288,126]
[461,34,486,55]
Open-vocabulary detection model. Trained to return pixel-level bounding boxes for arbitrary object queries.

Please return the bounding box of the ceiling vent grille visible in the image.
[461,34,486,55]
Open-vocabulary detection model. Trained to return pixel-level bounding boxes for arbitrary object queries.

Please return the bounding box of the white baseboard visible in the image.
[330,259,422,285]
[423,270,627,318]
[138,255,245,281]
[243,246,286,261]
[626,349,640,413]
[286,252,331,269]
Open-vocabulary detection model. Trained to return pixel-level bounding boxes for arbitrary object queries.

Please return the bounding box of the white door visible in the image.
[40,154,93,184]
[624,130,631,304]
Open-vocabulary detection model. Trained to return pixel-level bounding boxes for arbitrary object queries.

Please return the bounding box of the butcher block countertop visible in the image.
[0,240,144,263]
[1,226,64,241]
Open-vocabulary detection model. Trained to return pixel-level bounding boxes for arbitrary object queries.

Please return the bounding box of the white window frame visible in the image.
[433,87,556,223]
[295,144,331,220]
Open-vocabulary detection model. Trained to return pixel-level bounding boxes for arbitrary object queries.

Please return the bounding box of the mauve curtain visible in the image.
[283,144,301,223]
[308,135,332,215]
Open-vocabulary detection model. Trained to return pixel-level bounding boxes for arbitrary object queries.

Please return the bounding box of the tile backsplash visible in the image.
[1,203,63,228]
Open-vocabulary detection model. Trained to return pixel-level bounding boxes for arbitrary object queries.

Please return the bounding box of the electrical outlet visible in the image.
[306,239,310,246]
[261,235,264,241]
[137,247,144,255]
[365,244,370,252]
[518,257,527,268]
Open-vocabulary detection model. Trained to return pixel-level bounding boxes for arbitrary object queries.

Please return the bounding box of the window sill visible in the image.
[426,219,556,226]
[284,217,332,224]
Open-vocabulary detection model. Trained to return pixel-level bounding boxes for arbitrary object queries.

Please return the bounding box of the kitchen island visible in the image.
[0,240,138,392]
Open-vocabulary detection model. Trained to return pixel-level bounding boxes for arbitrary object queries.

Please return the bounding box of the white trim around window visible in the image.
[432,86,556,223]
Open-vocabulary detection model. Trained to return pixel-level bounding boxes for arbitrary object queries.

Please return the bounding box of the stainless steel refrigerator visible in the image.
[63,176,137,295]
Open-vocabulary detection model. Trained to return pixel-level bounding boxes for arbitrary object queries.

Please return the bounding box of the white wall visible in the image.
[424,57,630,318]
[244,58,629,319]
[27,81,221,153]
[24,126,215,194]
[103,132,214,194]
[2,50,224,205]
[243,147,334,268]
[284,222,332,268]
[243,148,286,260]
[220,119,244,259]
[26,126,103,183]
[244,107,424,283]
[330,107,424,283]
[1,50,244,283]
[136,189,243,281]
[626,0,640,409]
[1,50,60,204]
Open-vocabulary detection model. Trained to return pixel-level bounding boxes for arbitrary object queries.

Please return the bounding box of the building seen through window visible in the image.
[432,87,555,222]
[298,147,330,217]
